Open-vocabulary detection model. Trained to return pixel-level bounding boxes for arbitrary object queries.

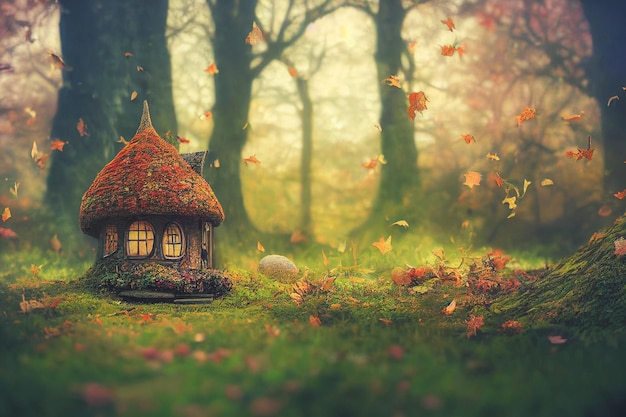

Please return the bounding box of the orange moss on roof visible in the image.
[79,102,224,237]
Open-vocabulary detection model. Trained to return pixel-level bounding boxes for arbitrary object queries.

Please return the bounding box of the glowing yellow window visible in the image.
[126,220,154,257]
[162,223,184,259]
[103,224,118,256]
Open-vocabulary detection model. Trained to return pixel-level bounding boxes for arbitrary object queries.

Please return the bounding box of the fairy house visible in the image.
[79,101,230,300]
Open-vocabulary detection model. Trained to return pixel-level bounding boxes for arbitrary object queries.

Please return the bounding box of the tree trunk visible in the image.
[356,0,420,236]
[580,0,626,199]
[45,0,176,241]
[205,0,257,242]
[296,77,313,238]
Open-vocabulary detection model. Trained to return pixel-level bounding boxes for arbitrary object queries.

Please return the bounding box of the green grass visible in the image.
[1,246,625,417]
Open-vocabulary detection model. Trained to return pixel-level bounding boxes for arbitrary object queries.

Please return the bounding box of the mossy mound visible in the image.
[80,259,232,298]
[491,213,626,332]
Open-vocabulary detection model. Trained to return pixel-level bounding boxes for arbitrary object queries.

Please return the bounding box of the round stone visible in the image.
[258,255,299,282]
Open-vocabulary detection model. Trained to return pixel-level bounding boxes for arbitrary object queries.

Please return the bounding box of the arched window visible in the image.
[126,220,154,258]
[103,224,118,256]
[162,222,184,259]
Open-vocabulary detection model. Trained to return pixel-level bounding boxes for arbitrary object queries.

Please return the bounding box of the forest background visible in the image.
[1,0,626,267]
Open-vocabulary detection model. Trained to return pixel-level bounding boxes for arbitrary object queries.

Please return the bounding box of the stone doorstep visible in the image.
[118,290,215,304]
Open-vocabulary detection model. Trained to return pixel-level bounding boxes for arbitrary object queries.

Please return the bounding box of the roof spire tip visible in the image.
[136,100,154,134]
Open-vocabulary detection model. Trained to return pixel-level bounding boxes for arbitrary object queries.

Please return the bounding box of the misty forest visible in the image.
[1,0,626,416]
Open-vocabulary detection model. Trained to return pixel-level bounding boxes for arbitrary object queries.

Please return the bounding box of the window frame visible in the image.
[103,224,118,257]
[125,220,155,258]
[162,222,185,260]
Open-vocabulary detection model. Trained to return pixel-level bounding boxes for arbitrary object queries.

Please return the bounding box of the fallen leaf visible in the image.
[540,178,554,186]
[243,154,261,165]
[614,237,626,257]
[382,75,402,88]
[245,21,264,46]
[204,63,219,75]
[442,299,457,315]
[465,314,484,339]
[309,315,321,327]
[391,220,409,228]
[130,91,138,101]
[441,17,455,31]
[50,234,62,253]
[257,241,265,252]
[432,247,445,261]
[2,207,11,222]
[0,227,17,238]
[372,236,392,255]
[321,249,329,267]
[547,335,567,344]
[463,171,482,188]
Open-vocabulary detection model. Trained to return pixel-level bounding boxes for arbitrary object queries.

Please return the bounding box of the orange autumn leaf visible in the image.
[130,91,138,101]
[177,135,190,144]
[124,51,133,58]
[382,75,402,88]
[515,106,536,127]
[442,299,457,315]
[50,139,67,151]
[200,111,213,120]
[465,314,484,339]
[407,91,428,120]
[372,236,392,255]
[243,154,261,165]
[493,172,505,187]
[502,196,517,210]
[486,152,500,161]
[362,154,386,170]
[257,241,265,252]
[565,136,595,161]
[561,111,584,122]
[614,189,626,200]
[408,40,418,55]
[76,118,88,136]
[321,249,329,267]
[2,207,11,222]
[47,51,65,69]
[204,63,219,75]
[30,141,49,169]
[461,134,475,144]
[463,171,482,188]
[290,229,307,244]
[245,21,264,45]
[441,17,455,31]
[440,44,457,56]
[614,237,626,257]
[309,315,322,327]
[136,66,144,72]
[287,66,298,78]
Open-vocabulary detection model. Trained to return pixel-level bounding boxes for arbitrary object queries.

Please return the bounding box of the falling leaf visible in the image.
[391,267,411,285]
[432,247,445,261]
[287,66,299,78]
[177,135,190,144]
[124,51,133,57]
[337,240,346,253]
[50,139,67,152]
[486,152,500,161]
[502,196,517,210]
[493,172,505,187]
[290,230,307,244]
[9,182,19,198]
[363,154,387,170]
[372,236,392,255]
[257,241,265,252]
[30,141,49,169]
[408,40,418,55]
[373,123,382,132]
[242,122,249,130]
[391,220,409,228]
[245,21,264,45]
[561,111,584,122]
[463,171,482,188]
[461,134,476,144]
[440,44,457,56]
[117,136,129,146]
[547,335,567,344]
[614,237,626,257]
[309,315,322,327]
[441,17,455,31]
[24,107,37,125]
[136,66,143,72]
[30,264,41,276]
[50,234,62,253]
[540,178,554,186]
[0,227,17,238]
[407,91,428,120]
[46,51,65,69]
[130,91,138,101]
[516,106,536,127]
[200,111,213,120]
[243,154,261,165]
[614,189,626,200]
[382,75,402,88]
[522,179,532,197]
[321,249,329,267]
[565,136,594,161]
[607,95,619,106]
[2,207,11,222]
[442,299,457,315]
[77,118,88,136]
[204,63,219,75]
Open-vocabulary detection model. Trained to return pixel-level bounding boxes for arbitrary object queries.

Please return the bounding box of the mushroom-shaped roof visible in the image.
[79,101,224,237]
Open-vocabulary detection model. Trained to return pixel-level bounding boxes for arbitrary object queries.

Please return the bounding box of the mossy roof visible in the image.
[79,101,224,237]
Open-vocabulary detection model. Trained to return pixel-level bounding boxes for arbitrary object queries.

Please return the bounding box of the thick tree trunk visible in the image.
[45,0,176,240]
[368,0,419,229]
[296,77,313,238]
[205,0,257,242]
[580,0,626,199]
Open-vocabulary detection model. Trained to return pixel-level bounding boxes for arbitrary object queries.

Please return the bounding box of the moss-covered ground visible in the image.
[1,235,626,417]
